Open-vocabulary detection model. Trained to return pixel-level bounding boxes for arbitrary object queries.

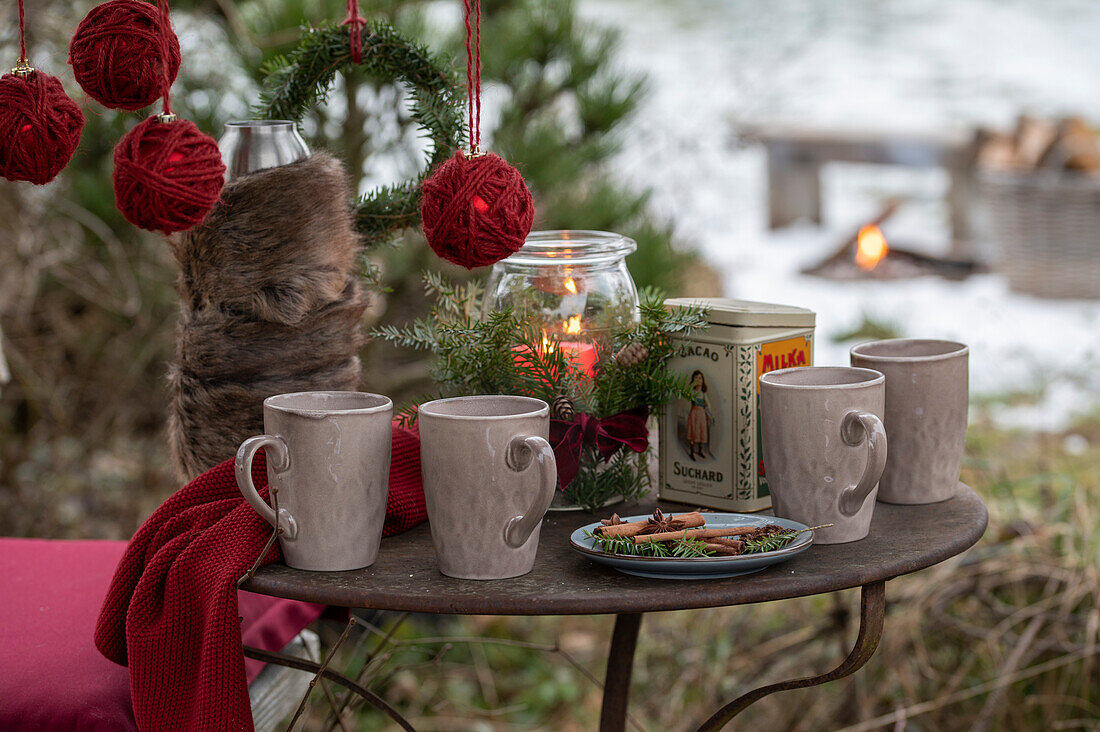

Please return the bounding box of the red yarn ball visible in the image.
[420,151,535,269]
[113,115,225,235]
[0,70,84,185]
[68,0,181,111]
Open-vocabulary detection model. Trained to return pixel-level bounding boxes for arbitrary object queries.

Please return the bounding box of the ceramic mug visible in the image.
[850,338,969,504]
[760,367,887,544]
[235,391,393,571]
[418,395,558,580]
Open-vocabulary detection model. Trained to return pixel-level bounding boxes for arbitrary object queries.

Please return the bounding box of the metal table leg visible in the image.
[696,581,887,731]
[599,612,644,732]
[242,644,416,731]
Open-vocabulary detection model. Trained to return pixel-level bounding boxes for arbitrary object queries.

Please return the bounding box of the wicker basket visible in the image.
[979,170,1100,299]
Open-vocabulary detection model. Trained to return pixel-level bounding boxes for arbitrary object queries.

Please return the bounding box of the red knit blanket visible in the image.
[95,425,427,731]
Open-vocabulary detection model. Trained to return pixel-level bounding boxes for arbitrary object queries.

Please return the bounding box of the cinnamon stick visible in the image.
[703,541,744,556]
[633,525,769,544]
[595,511,705,538]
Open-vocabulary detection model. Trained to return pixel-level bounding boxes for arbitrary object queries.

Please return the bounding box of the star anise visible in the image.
[600,513,624,527]
[639,507,684,535]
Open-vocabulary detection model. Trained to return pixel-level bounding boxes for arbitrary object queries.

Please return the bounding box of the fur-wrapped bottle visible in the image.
[168,152,367,480]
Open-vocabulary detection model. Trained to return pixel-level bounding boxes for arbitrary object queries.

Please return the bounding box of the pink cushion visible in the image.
[0,538,323,731]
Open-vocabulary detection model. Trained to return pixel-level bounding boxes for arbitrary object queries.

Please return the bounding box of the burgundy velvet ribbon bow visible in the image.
[549,408,649,489]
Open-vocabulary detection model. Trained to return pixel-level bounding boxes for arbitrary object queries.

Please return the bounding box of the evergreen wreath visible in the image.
[254,21,465,245]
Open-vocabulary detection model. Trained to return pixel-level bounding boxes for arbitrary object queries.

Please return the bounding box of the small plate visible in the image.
[569,513,813,580]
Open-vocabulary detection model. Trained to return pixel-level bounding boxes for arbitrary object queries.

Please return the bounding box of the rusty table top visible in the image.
[242,484,986,615]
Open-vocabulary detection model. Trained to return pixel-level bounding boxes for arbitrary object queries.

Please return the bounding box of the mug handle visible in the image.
[235,435,298,540]
[502,435,558,548]
[837,410,888,517]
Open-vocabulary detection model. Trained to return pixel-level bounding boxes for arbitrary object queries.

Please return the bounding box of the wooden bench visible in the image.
[742,124,976,256]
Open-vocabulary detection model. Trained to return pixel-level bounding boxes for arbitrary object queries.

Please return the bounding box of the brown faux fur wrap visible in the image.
[168,153,368,480]
[170,153,357,325]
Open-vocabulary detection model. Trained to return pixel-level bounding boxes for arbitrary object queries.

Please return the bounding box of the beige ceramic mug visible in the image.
[235,391,393,571]
[850,338,968,504]
[418,395,558,580]
[760,367,887,544]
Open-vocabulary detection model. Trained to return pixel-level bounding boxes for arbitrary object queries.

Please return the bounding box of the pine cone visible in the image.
[551,394,575,421]
[614,342,649,367]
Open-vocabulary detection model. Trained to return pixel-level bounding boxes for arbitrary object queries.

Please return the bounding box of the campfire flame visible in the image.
[563,277,578,294]
[855,225,889,271]
[564,315,583,335]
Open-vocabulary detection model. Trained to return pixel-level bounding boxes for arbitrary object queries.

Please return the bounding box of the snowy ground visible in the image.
[579,0,1100,430]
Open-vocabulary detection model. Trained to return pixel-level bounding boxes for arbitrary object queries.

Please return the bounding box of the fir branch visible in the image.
[372,276,707,511]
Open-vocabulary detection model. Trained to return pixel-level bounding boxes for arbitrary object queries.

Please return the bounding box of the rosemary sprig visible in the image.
[742,524,833,553]
[584,530,706,558]
[742,531,800,554]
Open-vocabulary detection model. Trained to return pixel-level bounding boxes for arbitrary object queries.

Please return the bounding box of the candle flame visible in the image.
[564,315,582,335]
[563,277,577,294]
[855,225,889,271]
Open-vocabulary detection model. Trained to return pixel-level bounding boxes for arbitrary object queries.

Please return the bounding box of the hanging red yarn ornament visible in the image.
[68,0,181,111]
[419,0,534,269]
[421,150,534,269]
[113,114,224,234]
[111,0,224,234]
[0,2,84,185]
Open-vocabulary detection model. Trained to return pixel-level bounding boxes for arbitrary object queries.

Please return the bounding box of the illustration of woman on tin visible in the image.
[685,370,713,460]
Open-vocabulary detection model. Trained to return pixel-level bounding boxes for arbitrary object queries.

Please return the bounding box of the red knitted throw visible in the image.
[0,71,84,185]
[421,150,535,269]
[95,425,427,731]
[68,0,181,111]
[112,115,226,234]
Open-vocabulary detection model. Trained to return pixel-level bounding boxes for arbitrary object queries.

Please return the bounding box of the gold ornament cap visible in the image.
[154,112,179,124]
[11,58,34,79]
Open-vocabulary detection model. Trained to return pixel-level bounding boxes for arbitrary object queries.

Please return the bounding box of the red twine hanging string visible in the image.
[418,0,534,269]
[342,0,366,64]
[0,0,85,185]
[463,0,482,153]
[17,0,26,62]
[110,0,225,234]
[155,0,174,113]
[68,0,181,111]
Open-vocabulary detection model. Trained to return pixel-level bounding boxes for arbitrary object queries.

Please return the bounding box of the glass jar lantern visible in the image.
[482,230,640,370]
[483,231,642,512]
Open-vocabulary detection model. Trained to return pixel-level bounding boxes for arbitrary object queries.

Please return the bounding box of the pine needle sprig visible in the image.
[592,287,708,416]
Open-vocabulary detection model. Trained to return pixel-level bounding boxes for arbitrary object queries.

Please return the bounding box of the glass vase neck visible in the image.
[218,120,310,180]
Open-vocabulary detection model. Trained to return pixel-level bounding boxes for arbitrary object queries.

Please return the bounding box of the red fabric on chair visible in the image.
[94,424,426,732]
[0,538,324,731]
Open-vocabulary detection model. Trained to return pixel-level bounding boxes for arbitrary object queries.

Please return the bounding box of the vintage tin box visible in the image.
[659,299,815,512]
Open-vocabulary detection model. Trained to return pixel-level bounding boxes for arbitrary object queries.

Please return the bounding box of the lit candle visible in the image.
[511,322,598,381]
[558,315,598,376]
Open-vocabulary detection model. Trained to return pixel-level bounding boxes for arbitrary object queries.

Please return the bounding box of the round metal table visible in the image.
[242,484,987,730]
